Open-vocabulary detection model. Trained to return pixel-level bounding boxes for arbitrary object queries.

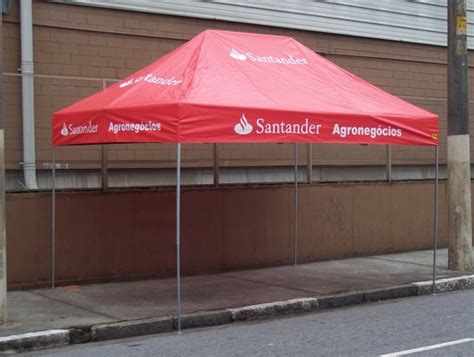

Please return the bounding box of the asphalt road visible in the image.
[29,290,474,357]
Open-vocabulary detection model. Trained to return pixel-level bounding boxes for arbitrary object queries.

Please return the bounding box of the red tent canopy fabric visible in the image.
[52,30,439,146]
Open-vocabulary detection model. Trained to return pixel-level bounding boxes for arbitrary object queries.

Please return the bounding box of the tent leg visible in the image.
[306,143,312,183]
[51,148,56,289]
[432,145,439,294]
[213,143,219,187]
[294,143,298,266]
[176,143,182,333]
[386,145,392,182]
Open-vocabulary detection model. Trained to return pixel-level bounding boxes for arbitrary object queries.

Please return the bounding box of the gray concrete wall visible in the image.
[5,164,451,191]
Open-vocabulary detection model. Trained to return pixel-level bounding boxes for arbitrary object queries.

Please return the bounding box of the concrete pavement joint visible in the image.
[172,310,232,329]
[363,284,418,302]
[91,316,173,342]
[28,290,118,320]
[316,291,364,309]
[221,274,319,295]
[69,326,92,344]
[367,256,452,270]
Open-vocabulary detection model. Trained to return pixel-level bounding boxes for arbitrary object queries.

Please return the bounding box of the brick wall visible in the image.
[2,0,469,171]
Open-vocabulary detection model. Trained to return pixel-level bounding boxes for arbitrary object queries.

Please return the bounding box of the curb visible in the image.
[173,310,233,330]
[414,274,474,295]
[363,284,419,302]
[0,329,69,354]
[2,274,473,354]
[91,316,173,342]
[229,296,319,321]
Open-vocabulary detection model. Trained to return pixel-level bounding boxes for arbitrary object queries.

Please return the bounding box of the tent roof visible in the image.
[53,29,439,146]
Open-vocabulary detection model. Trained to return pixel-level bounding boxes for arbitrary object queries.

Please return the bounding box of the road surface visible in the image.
[31,289,474,356]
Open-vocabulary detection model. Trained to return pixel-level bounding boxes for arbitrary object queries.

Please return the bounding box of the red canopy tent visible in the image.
[53,30,438,146]
[52,30,440,331]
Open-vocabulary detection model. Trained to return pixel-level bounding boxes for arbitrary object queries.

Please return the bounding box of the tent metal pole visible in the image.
[51,148,56,289]
[213,143,219,187]
[432,145,439,294]
[306,143,312,183]
[386,145,392,182]
[176,143,182,333]
[294,143,298,265]
[101,145,108,190]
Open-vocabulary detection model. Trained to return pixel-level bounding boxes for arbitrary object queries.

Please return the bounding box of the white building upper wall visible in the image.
[49,0,474,48]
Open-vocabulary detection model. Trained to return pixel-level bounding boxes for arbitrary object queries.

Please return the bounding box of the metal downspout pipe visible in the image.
[20,0,38,189]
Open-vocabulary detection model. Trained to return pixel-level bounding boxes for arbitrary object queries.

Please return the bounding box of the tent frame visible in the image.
[50,143,440,332]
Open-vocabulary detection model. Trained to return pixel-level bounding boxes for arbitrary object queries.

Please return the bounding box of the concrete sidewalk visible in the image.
[1,249,473,353]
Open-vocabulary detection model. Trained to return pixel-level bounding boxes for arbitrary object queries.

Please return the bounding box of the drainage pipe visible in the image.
[20,0,38,189]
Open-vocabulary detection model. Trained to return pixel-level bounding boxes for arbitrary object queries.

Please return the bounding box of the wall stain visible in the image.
[325,196,346,236]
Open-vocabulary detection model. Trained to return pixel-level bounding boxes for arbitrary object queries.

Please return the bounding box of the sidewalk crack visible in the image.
[367,256,450,270]
[28,290,118,320]
[221,274,321,295]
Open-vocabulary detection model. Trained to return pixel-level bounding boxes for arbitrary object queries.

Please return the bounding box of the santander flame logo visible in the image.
[230,48,247,61]
[119,79,135,88]
[234,114,253,135]
[61,123,69,136]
